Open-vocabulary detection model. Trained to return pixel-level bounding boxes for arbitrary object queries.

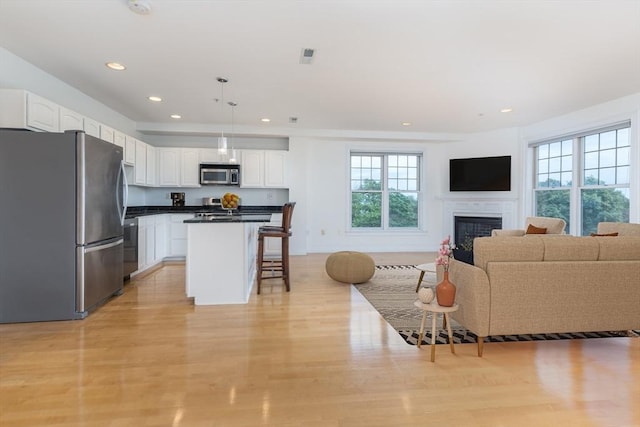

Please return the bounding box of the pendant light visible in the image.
[216,77,228,155]
[228,101,238,163]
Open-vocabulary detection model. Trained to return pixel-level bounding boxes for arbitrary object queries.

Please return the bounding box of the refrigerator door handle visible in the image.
[85,238,124,253]
[117,160,128,226]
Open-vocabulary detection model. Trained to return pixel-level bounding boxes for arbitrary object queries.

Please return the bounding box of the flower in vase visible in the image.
[435,235,456,272]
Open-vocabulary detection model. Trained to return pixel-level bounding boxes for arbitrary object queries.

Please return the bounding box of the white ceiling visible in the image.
[1,0,639,135]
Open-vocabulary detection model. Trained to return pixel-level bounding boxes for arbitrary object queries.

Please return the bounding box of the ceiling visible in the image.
[1,0,639,136]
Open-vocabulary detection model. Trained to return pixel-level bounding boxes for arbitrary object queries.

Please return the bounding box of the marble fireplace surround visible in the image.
[442,198,518,240]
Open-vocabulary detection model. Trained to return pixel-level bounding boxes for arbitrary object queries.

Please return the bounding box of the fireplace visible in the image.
[454,216,502,249]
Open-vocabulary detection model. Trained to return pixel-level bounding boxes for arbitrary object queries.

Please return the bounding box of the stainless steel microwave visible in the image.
[199,164,240,185]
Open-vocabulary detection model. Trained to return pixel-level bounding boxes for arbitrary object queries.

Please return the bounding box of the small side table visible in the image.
[413,300,459,362]
[415,262,436,292]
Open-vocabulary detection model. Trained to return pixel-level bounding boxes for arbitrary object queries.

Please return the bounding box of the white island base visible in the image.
[186,222,259,305]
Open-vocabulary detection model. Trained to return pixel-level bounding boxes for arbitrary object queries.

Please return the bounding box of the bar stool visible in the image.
[256,202,296,294]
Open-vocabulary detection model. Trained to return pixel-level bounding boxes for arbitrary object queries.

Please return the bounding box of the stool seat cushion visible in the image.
[325,251,375,284]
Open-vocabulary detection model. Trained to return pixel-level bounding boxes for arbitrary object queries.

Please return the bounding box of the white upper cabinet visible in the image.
[264,150,289,188]
[146,145,157,186]
[199,148,222,163]
[124,136,136,166]
[181,148,201,187]
[83,117,100,138]
[158,148,180,186]
[240,150,289,188]
[158,148,201,187]
[59,107,84,132]
[240,150,264,187]
[26,92,60,132]
[0,90,60,132]
[100,125,115,143]
[134,139,147,185]
[113,130,126,148]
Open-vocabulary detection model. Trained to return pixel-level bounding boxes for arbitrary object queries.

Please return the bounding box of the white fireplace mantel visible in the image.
[442,198,518,238]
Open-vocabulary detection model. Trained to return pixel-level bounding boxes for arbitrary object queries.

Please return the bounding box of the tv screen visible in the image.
[449,155,511,191]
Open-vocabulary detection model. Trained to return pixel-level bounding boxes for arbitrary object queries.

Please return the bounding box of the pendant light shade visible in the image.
[216,77,228,155]
[228,101,237,163]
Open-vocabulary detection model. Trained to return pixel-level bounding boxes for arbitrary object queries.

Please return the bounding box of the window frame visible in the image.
[531,121,631,235]
[349,150,423,232]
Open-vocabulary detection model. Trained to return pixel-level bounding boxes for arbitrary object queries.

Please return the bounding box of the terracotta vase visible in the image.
[436,271,456,307]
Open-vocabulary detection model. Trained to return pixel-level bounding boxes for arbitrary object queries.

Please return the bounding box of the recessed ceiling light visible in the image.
[500,108,513,113]
[170,114,181,119]
[106,62,126,71]
[260,118,271,123]
[401,122,412,126]
[148,96,162,102]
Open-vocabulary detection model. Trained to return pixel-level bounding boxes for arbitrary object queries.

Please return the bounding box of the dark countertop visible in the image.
[125,205,282,219]
[184,214,273,224]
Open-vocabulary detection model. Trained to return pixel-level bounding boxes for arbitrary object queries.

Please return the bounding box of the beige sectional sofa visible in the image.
[445,222,640,356]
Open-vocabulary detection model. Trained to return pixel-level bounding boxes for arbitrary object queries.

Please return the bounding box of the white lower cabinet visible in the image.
[137,215,168,273]
[169,214,192,257]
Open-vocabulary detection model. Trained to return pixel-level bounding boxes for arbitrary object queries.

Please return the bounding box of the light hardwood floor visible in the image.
[1,253,638,427]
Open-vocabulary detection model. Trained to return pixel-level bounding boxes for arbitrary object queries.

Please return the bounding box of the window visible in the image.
[533,123,631,235]
[350,152,421,230]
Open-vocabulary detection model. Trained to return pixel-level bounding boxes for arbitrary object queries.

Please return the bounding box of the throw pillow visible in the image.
[526,224,547,234]
[590,232,619,237]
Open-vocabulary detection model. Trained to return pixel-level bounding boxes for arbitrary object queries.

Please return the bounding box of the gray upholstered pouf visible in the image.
[325,251,375,284]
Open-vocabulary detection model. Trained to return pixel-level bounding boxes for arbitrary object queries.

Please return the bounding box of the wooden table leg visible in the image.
[415,271,425,292]
[417,309,428,348]
[430,312,437,362]
[445,312,455,354]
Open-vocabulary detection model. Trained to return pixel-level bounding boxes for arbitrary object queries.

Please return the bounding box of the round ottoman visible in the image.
[325,251,375,284]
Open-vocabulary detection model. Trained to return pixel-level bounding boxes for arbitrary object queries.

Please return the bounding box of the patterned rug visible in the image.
[354,265,639,346]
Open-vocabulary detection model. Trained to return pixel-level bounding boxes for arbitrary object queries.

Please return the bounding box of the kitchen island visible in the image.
[184,214,273,305]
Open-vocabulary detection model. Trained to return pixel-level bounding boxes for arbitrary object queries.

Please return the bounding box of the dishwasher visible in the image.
[123,217,138,280]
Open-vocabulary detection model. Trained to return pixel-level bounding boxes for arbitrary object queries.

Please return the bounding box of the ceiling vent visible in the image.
[128,0,152,15]
[289,117,298,124]
[299,48,315,64]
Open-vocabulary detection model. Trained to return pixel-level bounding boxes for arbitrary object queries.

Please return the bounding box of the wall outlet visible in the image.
[266,192,274,201]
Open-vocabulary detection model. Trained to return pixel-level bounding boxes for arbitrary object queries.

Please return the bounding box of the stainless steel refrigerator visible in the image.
[0,129,127,323]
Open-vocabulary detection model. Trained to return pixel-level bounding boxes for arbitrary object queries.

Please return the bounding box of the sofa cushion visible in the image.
[597,222,640,236]
[597,236,640,261]
[542,236,599,261]
[473,236,544,271]
[526,224,547,234]
[525,216,566,234]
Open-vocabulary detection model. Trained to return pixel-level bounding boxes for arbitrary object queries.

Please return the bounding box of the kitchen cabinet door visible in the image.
[154,215,168,261]
[146,145,157,186]
[240,150,264,187]
[124,136,136,166]
[168,214,192,257]
[158,148,180,186]
[59,107,84,131]
[134,140,147,185]
[100,125,115,143]
[113,131,125,149]
[181,148,201,186]
[83,117,100,138]
[145,219,156,266]
[26,92,60,132]
[264,151,289,188]
[200,148,222,163]
[138,218,147,271]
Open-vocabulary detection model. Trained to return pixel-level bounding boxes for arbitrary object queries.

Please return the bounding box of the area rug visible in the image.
[354,265,639,346]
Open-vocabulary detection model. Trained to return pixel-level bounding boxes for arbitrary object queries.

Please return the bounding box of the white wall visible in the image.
[0,47,139,136]
[288,130,520,254]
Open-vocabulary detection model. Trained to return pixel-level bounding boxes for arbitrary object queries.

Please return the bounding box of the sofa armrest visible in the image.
[444,259,491,337]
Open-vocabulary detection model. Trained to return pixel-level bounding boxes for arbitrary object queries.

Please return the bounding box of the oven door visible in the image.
[200,168,229,185]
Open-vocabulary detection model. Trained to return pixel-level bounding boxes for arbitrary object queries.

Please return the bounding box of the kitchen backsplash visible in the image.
[129,186,289,207]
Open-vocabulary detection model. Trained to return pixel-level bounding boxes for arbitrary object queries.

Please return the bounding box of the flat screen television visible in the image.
[449,155,511,191]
